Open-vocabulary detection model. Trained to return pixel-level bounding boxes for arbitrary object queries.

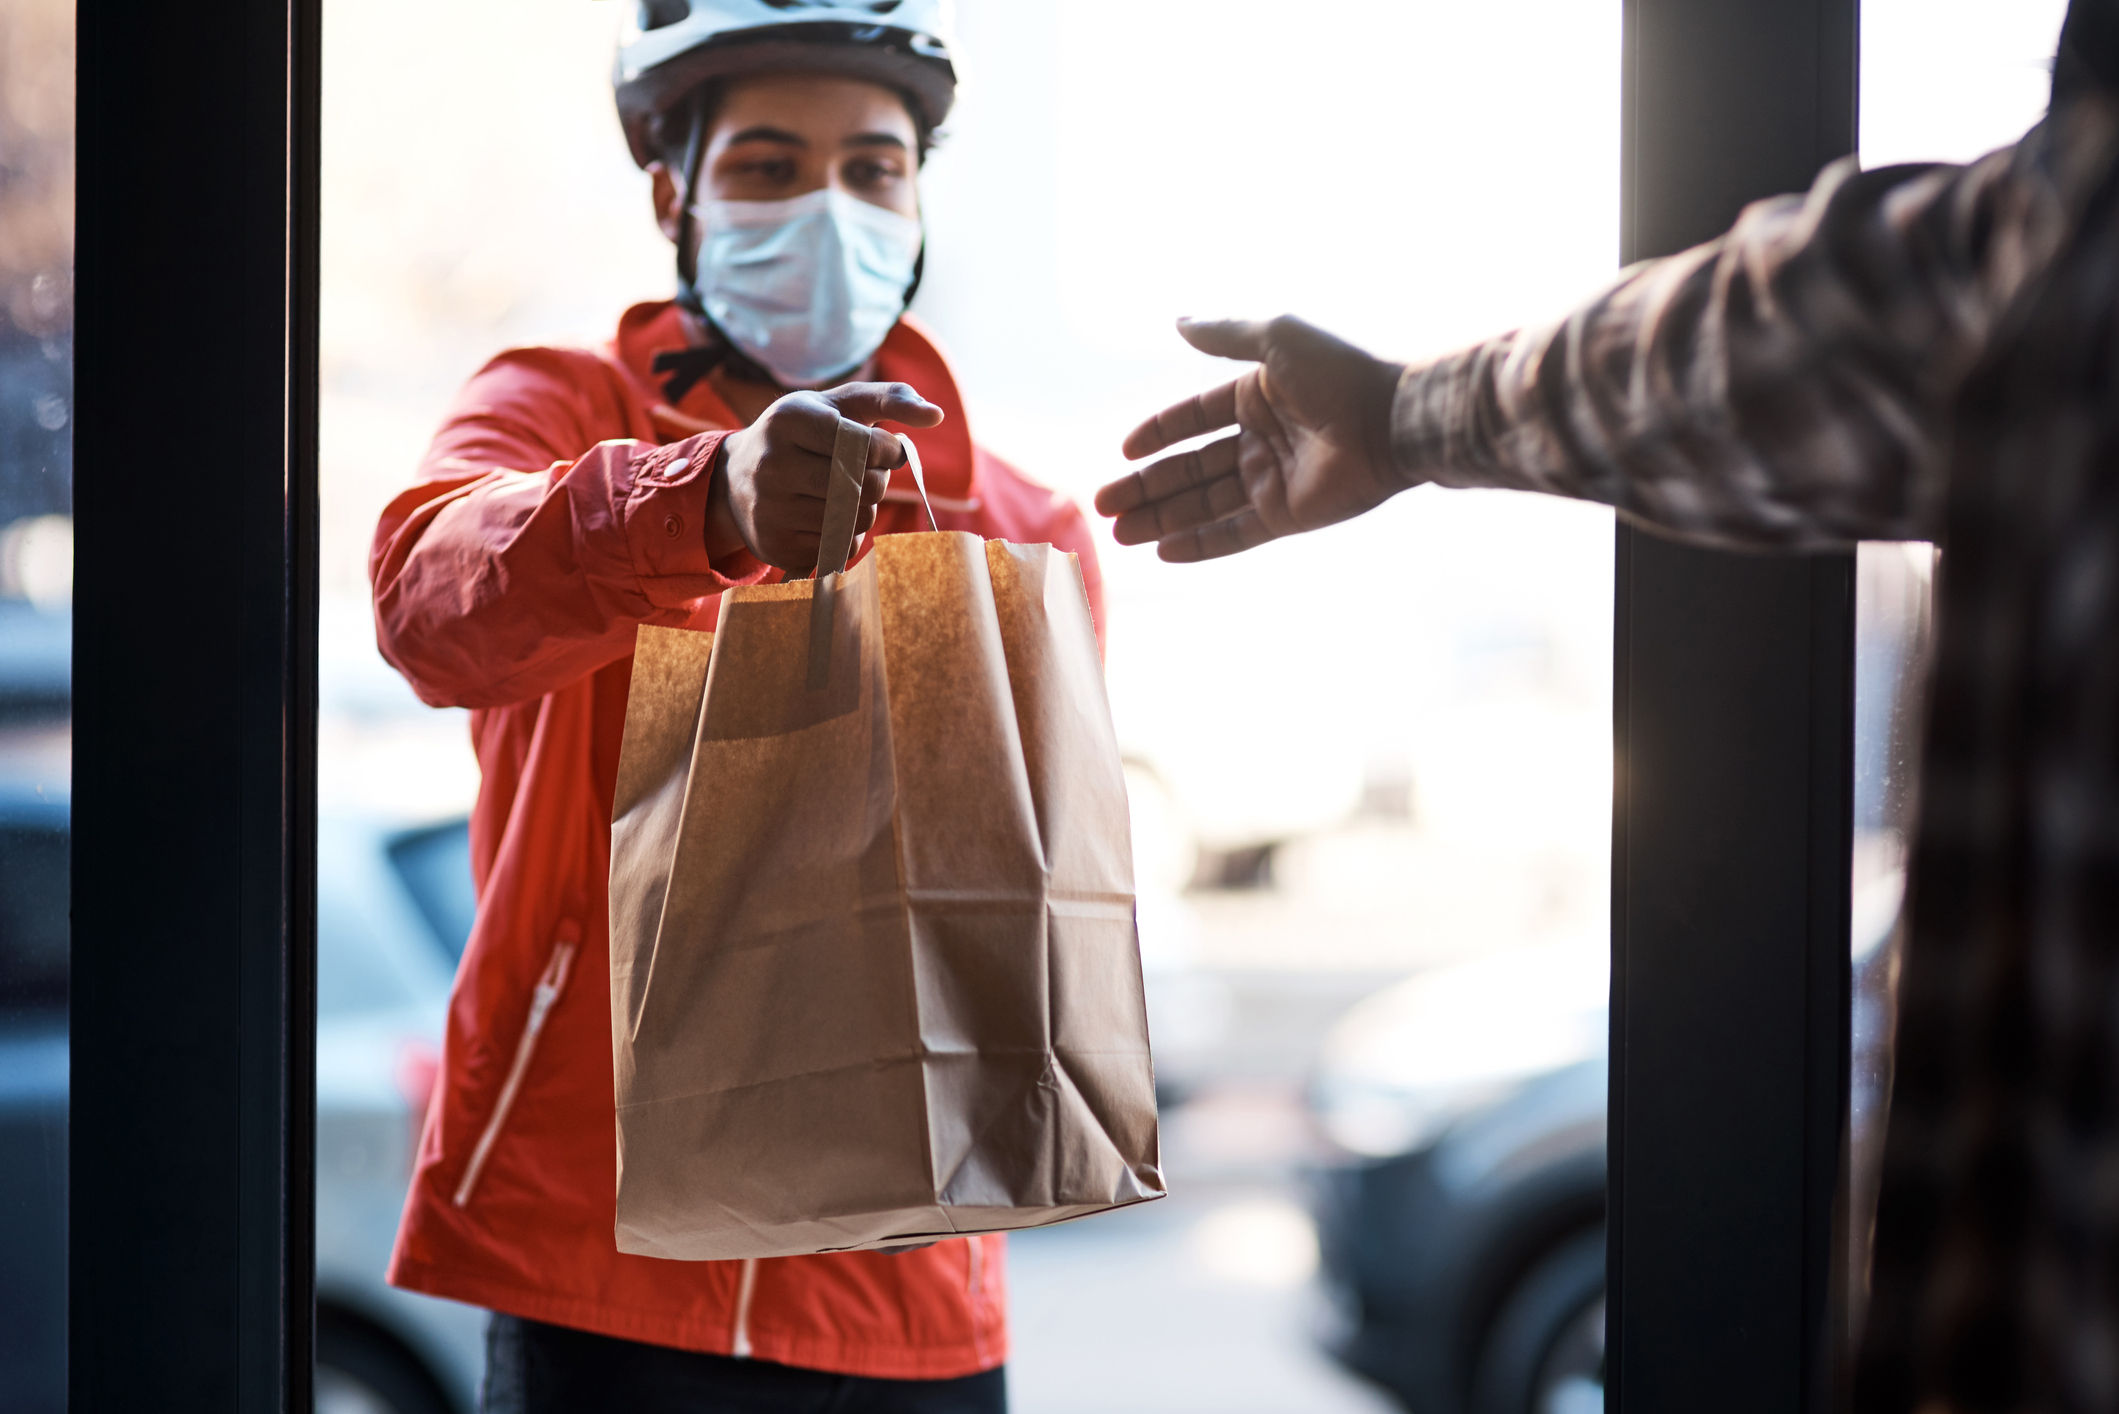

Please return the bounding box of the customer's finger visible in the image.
[1158,506,1276,563]
[1118,379,1242,463]
[1110,465,1250,547]
[1173,317,1273,363]
[1097,433,1241,518]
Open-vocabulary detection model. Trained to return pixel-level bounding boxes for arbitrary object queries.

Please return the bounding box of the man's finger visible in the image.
[823,381,945,430]
[1096,432,1241,518]
[1159,507,1278,563]
[1119,379,1243,462]
[1109,466,1251,547]
[863,426,907,471]
[767,446,835,500]
[1174,317,1273,364]
[771,394,855,457]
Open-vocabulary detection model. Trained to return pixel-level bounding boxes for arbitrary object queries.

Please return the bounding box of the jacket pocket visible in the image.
[452,933,579,1208]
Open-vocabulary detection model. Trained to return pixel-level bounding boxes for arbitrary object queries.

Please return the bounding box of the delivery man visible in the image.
[371,5,1100,1409]
[1096,3,2119,1410]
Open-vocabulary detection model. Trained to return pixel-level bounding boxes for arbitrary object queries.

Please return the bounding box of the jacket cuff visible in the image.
[622,432,770,607]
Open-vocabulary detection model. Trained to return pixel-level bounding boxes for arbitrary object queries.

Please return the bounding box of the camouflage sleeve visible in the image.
[1390,116,2086,550]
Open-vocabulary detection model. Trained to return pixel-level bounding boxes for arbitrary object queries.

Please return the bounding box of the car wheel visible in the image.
[1471,1228,1605,1414]
[318,1312,456,1414]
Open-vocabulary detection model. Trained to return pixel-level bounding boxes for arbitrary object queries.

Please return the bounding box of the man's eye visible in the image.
[739,159,795,182]
[848,161,899,185]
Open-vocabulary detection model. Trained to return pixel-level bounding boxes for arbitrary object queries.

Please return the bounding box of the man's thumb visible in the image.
[824,381,945,429]
[1176,317,1273,363]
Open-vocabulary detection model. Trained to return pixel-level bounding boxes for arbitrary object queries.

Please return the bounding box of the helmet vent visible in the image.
[758,1,905,11]
[641,0,691,30]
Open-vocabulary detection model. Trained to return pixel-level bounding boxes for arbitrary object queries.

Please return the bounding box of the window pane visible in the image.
[319,2,1620,1409]
[923,5,1618,1409]
[0,0,72,1407]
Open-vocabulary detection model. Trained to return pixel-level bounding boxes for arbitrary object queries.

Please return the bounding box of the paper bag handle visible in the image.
[896,433,937,531]
[816,418,869,578]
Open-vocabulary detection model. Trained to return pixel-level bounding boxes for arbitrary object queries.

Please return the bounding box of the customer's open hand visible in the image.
[1095,316,1405,562]
[709,382,943,571]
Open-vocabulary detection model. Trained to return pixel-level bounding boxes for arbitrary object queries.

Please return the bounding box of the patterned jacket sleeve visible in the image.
[1390,114,2087,550]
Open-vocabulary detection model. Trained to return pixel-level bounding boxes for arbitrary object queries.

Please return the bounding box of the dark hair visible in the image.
[649,76,938,175]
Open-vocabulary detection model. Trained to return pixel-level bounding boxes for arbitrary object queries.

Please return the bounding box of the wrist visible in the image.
[702,436,749,563]
[1385,359,1447,491]
[1366,357,1415,492]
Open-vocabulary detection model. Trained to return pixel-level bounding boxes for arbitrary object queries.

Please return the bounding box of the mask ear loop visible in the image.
[896,433,938,531]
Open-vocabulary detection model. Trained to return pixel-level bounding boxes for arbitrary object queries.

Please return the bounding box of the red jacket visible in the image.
[374,302,1104,1377]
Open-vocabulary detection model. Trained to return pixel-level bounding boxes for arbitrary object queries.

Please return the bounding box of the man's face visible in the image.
[652,71,921,250]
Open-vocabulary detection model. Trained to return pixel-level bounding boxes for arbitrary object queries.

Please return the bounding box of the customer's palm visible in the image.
[1095,317,1404,562]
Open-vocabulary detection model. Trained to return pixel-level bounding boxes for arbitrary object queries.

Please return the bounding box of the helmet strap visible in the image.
[902,240,926,310]
[673,87,710,296]
[665,86,780,395]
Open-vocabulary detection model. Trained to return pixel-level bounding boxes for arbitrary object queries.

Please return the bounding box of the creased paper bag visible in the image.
[609,505,1163,1261]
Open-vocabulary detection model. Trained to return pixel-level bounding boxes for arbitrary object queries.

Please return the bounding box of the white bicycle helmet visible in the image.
[614,0,960,170]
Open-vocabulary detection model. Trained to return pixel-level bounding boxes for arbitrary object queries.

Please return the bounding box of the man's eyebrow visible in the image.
[843,132,908,150]
[724,125,808,147]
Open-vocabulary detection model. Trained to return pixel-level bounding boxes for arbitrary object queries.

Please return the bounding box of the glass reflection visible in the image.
[0,0,72,1408]
[1845,543,1937,1347]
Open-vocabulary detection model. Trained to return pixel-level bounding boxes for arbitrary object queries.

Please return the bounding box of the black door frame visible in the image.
[1609,2,1860,1412]
[71,0,320,1409]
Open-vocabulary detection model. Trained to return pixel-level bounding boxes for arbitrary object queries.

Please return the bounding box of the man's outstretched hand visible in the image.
[708,382,943,571]
[1095,316,1406,562]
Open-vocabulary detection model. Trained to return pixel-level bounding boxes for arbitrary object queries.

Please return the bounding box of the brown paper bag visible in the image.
[608,424,1163,1261]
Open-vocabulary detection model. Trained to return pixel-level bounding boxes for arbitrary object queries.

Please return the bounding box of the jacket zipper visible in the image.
[731,1258,759,1358]
[452,937,579,1208]
[967,1237,988,1366]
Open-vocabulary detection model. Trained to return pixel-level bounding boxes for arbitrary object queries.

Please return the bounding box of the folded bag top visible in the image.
[608,416,1163,1261]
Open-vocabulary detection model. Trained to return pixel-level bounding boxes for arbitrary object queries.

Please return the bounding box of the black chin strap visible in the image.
[653,339,775,404]
[672,90,709,304]
[664,87,779,400]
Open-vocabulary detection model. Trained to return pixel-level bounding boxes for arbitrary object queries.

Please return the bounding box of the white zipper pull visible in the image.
[452,938,578,1209]
[731,1257,759,1359]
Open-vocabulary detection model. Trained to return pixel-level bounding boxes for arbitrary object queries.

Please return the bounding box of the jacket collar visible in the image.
[610,300,979,505]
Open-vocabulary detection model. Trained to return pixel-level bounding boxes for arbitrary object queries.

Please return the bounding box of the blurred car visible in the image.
[1308,881,1904,1414]
[0,754,486,1413]
[1307,940,1609,1414]
[314,811,485,1414]
[0,780,68,1414]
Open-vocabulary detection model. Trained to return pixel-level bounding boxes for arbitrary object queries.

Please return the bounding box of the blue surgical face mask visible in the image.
[690,188,924,389]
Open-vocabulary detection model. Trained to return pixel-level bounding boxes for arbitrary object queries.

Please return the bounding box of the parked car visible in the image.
[1309,879,1903,1414]
[0,781,68,1414]
[0,780,487,1414]
[314,811,485,1414]
[1307,939,1609,1414]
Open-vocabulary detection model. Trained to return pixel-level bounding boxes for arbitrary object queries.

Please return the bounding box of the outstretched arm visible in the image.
[1102,106,2093,559]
